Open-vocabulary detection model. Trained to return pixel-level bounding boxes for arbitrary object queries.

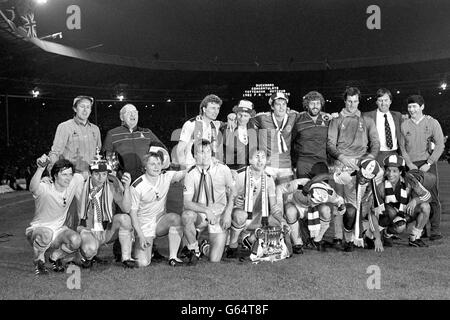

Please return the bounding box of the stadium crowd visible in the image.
[4,88,449,274]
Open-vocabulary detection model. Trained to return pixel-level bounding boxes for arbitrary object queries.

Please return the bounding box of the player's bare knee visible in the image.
[319,205,331,222]
[67,233,81,249]
[181,210,196,226]
[420,202,431,215]
[37,230,53,246]
[284,204,298,224]
[81,243,98,259]
[117,214,132,230]
[231,209,247,226]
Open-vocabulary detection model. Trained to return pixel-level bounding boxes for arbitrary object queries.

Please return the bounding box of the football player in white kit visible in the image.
[26,155,84,275]
[129,147,186,267]
[181,139,236,264]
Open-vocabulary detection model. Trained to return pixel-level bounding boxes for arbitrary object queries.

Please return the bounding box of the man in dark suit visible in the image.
[363,88,403,166]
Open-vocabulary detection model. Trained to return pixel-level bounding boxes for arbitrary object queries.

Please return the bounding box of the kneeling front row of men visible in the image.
[26,140,434,274]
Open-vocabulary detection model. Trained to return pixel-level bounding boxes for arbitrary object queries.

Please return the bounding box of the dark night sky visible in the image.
[32,0,450,68]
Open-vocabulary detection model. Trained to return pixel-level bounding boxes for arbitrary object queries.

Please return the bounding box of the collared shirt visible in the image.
[376,109,398,151]
[183,163,233,208]
[179,116,222,168]
[49,117,101,174]
[102,125,166,182]
[292,111,330,163]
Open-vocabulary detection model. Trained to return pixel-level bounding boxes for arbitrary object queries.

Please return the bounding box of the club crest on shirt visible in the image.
[285,125,292,133]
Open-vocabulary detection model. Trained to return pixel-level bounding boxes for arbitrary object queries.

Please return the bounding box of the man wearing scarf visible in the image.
[277,162,346,253]
[333,158,384,252]
[221,100,258,173]
[77,153,136,268]
[177,94,223,169]
[251,92,298,185]
[327,87,380,250]
[365,155,432,249]
[227,150,288,259]
[181,139,236,264]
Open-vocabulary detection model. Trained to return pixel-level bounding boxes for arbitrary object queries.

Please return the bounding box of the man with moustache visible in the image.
[292,91,332,178]
[177,94,223,169]
[399,95,445,241]
[363,88,403,165]
[327,87,380,250]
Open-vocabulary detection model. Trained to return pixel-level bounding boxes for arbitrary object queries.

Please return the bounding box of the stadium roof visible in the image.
[3,0,450,72]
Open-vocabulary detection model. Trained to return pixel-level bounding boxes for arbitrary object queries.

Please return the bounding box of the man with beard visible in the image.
[292,91,332,178]
[177,94,223,169]
[399,95,445,241]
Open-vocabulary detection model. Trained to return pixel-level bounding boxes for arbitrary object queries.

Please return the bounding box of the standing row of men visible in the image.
[25,87,445,274]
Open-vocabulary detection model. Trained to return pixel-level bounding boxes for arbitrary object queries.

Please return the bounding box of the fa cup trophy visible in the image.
[249,217,290,263]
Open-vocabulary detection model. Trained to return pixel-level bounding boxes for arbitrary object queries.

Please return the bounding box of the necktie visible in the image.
[384,114,393,149]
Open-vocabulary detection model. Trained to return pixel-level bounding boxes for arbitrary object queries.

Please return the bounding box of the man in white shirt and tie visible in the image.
[363,88,403,166]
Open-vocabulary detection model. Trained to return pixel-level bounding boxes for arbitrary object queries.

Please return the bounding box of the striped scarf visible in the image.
[192,167,215,206]
[384,179,408,216]
[243,167,269,222]
[307,206,321,239]
[271,113,288,153]
[79,178,114,225]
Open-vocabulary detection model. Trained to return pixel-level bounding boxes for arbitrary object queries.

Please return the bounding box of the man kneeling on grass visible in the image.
[181,139,236,264]
[226,150,290,260]
[129,147,186,267]
[276,162,346,253]
[76,152,136,269]
[365,155,432,249]
[26,155,84,275]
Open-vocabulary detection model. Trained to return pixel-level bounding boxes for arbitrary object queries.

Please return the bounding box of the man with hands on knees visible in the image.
[181,139,236,264]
